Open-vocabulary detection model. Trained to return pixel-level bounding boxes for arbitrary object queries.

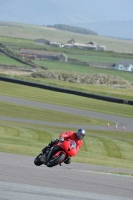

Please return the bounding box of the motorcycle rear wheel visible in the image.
[47,152,66,167]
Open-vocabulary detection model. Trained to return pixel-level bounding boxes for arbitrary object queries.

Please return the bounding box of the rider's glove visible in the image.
[59,137,64,142]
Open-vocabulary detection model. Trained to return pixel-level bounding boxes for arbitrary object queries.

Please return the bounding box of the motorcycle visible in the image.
[34,139,77,167]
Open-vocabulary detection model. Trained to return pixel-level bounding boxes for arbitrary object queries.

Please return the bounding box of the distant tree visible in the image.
[46,24,98,36]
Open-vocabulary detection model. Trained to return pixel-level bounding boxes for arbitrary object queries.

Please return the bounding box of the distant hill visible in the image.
[46,24,98,36]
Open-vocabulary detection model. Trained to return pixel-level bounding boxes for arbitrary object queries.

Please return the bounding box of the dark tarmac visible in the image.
[0,153,133,200]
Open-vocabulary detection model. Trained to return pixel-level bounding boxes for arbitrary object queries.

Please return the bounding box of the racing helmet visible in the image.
[76,128,86,140]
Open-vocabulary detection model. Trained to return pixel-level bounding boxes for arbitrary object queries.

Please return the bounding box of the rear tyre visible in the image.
[34,155,43,166]
[47,153,66,167]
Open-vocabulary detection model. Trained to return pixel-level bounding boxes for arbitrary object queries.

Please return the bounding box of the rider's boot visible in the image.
[64,158,71,164]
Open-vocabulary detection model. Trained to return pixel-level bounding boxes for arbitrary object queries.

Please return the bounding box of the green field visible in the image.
[0,54,27,66]
[0,36,39,50]
[66,53,133,64]
[0,22,133,53]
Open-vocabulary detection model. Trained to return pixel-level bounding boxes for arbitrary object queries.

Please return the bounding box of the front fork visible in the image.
[39,149,49,165]
[46,146,62,164]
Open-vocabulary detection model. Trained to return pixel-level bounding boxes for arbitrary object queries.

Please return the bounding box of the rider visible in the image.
[41,128,86,164]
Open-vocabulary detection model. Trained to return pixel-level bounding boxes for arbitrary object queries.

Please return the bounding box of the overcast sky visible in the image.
[1,0,133,25]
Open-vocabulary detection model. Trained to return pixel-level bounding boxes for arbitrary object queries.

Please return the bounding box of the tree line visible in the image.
[46,24,98,36]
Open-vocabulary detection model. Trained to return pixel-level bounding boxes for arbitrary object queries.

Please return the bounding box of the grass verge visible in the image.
[0,101,111,125]
[0,121,133,170]
[0,81,133,118]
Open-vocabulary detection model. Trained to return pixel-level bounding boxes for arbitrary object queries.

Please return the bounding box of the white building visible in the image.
[97,45,106,51]
[64,43,97,50]
[50,42,62,47]
[74,43,97,50]
[114,60,133,72]
[63,44,74,48]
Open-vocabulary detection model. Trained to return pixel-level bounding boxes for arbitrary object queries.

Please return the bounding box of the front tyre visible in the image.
[47,153,66,167]
[34,154,43,166]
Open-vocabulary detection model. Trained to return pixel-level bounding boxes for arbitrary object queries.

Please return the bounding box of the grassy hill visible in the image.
[0,21,133,53]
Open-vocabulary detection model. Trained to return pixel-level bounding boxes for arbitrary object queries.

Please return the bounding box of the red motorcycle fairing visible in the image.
[53,150,66,158]
[46,146,62,163]
[46,146,66,167]
[55,139,77,157]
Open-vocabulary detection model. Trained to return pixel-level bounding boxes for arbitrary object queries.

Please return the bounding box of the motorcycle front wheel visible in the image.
[34,154,43,166]
[47,152,66,167]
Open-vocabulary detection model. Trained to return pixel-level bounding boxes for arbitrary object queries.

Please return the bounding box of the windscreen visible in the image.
[70,140,76,149]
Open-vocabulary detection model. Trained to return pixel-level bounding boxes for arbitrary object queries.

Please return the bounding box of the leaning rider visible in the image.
[41,128,86,164]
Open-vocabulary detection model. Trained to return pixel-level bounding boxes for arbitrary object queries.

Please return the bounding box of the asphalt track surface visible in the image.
[1,153,133,200]
[1,95,133,199]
